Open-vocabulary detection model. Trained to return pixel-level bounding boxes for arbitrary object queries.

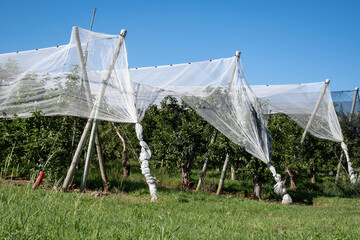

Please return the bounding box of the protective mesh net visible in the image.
[0,26,344,161]
[1,26,354,200]
[251,83,344,143]
[130,57,272,164]
[331,90,359,115]
[0,27,159,123]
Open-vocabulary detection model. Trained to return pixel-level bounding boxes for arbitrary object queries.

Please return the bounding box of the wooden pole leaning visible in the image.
[62,27,109,191]
[62,27,95,191]
[215,51,241,196]
[73,26,109,190]
[349,87,359,122]
[80,29,127,192]
[83,8,97,64]
[300,79,330,146]
[68,9,97,168]
[216,153,230,195]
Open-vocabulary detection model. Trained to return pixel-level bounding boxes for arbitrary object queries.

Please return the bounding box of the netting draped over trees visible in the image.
[331,89,359,114]
[0,26,356,202]
[130,56,293,203]
[0,27,160,123]
[251,83,342,142]
[251,83,356,182]
[0,27,160,200]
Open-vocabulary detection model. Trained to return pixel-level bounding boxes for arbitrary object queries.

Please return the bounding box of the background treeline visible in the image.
[1,94,359,200]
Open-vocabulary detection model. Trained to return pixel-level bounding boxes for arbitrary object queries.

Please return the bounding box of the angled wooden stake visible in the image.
[215,51,241,196]
[349,87,359,122]
[300,79,330,146]
[216,153,230,195]
[62,26,109,192]
[80,29,127,192]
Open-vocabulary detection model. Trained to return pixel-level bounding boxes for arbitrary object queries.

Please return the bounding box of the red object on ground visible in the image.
[32,171,45,189]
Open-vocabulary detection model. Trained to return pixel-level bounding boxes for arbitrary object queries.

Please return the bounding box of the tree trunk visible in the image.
[253,180,262,199]
[311,168,316,183]
[231,164,238,180]
[111,122,130,178]
[286,167,297,190]
[181,153,195,188]
[195,130,218,191]
[310,167,316,184]
[122,150,130,178]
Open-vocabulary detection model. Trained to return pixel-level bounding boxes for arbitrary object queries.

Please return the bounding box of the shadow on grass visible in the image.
[64,163,360,206]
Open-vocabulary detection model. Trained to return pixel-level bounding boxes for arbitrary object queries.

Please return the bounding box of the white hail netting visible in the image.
[0,27,160,123]
[130,58,292,203]
[251,83,357,183]
[130,57,272,164]
[331,90,359,115]
[0,27,159,199]
[251,83,343,142]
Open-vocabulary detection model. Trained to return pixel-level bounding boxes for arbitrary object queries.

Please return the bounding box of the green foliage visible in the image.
[0,112,86,180]
[141,96,209,187]
[268,114,304,171]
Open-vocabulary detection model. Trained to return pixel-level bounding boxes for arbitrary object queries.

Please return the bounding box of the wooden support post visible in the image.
[62,118,93,191]
[195,130,217,191]
[213,51,241,195]
[216,153,230,195]
[68,8,96,168]
[62,26,98,191]
[80,29,127,192]
[95,133,109,190]
[226,51,241,90]
[84,8,97,63]
[349,87,359,122]
[300,79,330,146]
[75,24,109,190]
[335,152,344,183]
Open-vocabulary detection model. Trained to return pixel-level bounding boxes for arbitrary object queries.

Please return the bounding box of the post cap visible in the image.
[236,51,241,58]
[325,79,330,84]
[120,29,127,37]
[355,87,359,91]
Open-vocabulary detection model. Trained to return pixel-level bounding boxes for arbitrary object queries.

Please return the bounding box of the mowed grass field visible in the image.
[1,181,360,240]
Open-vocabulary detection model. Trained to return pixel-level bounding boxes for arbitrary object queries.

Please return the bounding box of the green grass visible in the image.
[1,182,360,239]
[1,160,360,239]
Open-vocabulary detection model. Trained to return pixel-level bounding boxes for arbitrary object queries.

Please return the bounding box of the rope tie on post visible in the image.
[267,163,292,204]
[341,142,357,183]
[135,123,158,201]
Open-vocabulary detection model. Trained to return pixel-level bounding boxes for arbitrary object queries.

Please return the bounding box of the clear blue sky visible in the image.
[0,0,359,91]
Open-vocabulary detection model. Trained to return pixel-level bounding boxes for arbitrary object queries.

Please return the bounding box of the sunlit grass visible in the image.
[1,180,360,239]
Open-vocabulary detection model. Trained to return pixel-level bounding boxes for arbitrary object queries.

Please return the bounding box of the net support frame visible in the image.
[349,87,359,122]
[62,26,111,192]
[80,29,127,192]
[300,79,330,145]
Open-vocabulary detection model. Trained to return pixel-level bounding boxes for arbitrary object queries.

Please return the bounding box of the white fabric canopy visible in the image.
[332,89,359,114]
[0,27,158,123]
[0,26,355,201]
[251,83,343,143]
[130,57,272,164]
